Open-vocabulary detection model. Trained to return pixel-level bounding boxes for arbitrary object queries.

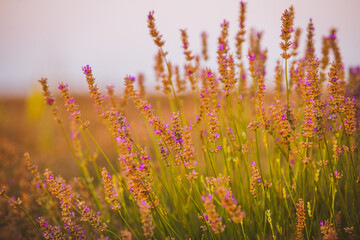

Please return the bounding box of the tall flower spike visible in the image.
[301,58,324,140]
[180,29,194,61]
[280,6,294,59]
[82,65,104,106]
[37,217,65,240]
[274,59,283,99]
[221,54,236,96]
[217,20,230,57]
[39,78,62,124]
[106,85,117,110]
[147,11,165,47]
[291,27,302,58]
[217,20,232,95]
[208,110,220,143]
[307,58,324,140]
[250,161,261,199]
[214,179,244,224]
[327,61,344,114]
[343,96,357,136]
[235,1,247,61]
[320,220,338,240]
[154,50,166,92]
[320,36,331,83]
[320,36,330,71]
[296,198,306,240]
[256,74,269,130]
[181,29,197,90]
[38,78,55,106]
[269,100,291,145]
[58,82,80,119]
[202,194,225,234]
[76,200,108,233]
[305,19,315,61]
[138,73,146,98]
[175,65,186,93]
[201,32,209,61]
[101,168,121,210]
[139,200,155,239]
[328,28,345,81]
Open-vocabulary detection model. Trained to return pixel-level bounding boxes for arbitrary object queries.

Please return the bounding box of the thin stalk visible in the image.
[2,194,43,238]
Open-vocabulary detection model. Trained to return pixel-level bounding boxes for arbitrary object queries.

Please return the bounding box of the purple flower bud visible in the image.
[219,43,224,51]
[82,65,92,75]
[248,53,256,61]
[47,98,54,105]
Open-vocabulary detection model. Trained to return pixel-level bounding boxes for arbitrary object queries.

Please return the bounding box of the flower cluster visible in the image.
[250,161,261,198]
[101,168,121,210]
[320,219,338,240]
[214,179,244,223]
[207,110,220,143]
[139,200,155,239]
[269,100,291,145]
[44,169,85,238]
[37,217,65,240]
[202,194,225,234]
[58,82,80,119]
[76,200,107,233]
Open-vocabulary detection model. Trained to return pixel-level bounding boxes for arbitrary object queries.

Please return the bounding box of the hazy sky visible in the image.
[1,0,359,96]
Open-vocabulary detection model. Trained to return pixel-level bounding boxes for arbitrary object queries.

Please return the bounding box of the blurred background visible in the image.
[0,0,360,96]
